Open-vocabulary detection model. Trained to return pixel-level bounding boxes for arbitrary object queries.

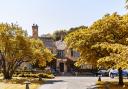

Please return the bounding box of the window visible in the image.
[57,50,65,58]
[70,49,80,57]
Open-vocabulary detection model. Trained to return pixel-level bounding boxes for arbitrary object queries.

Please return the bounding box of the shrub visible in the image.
[38,73,54,79]
[18,74,38,78]
[12,72,55,79]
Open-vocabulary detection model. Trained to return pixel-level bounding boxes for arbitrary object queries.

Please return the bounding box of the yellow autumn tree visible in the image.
[0,23,53,79]
[65,13,128,85]
[30,38,53,67]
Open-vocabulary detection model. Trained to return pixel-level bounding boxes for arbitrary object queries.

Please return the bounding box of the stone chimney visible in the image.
[32,24,38,39]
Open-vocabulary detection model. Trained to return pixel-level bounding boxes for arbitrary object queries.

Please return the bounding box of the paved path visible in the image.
[38,77,109,89]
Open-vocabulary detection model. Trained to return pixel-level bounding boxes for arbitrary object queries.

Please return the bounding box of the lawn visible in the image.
[96,78,128,89]
[0,77,43,89]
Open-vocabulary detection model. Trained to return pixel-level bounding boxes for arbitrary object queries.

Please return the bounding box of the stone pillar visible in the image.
[64,62,67,73]
[56,60,59,68]
[56,59,60,73]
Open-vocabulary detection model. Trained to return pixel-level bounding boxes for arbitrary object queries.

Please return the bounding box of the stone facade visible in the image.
[32,24,94,74]
[32,24,38,39]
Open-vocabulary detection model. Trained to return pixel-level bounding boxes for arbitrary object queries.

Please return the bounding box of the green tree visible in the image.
[67,25,88,34]
[65,13,128,85]
[52,30,67,41]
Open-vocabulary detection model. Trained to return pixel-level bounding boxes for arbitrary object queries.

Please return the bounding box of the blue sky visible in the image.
[0,0,126,36]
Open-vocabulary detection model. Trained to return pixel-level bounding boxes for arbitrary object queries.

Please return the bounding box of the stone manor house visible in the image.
[31,24,94,74]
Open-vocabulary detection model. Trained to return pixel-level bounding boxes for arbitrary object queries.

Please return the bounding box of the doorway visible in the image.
[59,63,64,72]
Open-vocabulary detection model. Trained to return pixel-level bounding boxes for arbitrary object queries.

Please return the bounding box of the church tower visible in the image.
[32,24,38,39]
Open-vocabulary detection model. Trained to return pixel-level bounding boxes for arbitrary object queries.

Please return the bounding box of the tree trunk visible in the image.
[118,67,124,85]
[3,71,12,80]
[2,61,13,80]
[1,52,22,80]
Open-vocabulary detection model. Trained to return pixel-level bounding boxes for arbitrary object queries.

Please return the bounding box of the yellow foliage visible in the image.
[0,23,54,79]
[65,13,128,69]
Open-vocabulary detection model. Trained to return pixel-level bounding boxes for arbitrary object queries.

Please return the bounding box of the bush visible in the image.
[38,73,55,79]
[12,71,55,79]
[18,73,38,78]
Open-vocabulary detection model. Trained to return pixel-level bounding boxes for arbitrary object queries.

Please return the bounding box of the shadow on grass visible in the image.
[86,83,104,89]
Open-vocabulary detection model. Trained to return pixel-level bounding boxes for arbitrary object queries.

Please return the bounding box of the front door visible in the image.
[59,63,64,72]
